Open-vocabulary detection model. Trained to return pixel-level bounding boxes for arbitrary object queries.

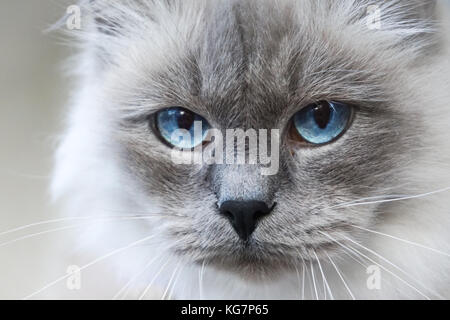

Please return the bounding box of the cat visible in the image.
[51,0,450,299]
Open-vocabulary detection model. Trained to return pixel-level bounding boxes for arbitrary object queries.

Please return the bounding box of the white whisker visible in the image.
[295,249,306,300]
[339,233,443,299]
[199,260,206,300]
[0,214,180,238]
[24,234,156,300]
[327,235,415,299]
[351,225,450,258]
[161,261,181,300]
[310,260,319,300]
[112,253,162,300]
[0,216,158,249]
[325,252,355,300]
[314,250,334,300]
[327,194,408,209]
[339,245,414,299]
[302,262,306,300]
[330,187,450,209]
[294,265,302,300]
[0,223,89,249]
[0,217,95,237]
[319,231,431,300]
[139,259,170,300]
[167,265,183,300]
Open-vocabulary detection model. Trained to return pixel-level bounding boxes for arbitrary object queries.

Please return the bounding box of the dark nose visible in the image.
[219,201,274,241]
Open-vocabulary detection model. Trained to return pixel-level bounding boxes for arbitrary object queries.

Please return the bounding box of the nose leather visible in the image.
[219,200,274,241]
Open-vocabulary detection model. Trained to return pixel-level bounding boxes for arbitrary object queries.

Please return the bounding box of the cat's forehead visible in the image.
[114,0,431,127]
[192,0,299,127]
[139,0,358,126]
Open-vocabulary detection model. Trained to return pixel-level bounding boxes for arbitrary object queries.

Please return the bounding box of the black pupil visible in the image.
[176,111,195,130]
[313,102,331,129]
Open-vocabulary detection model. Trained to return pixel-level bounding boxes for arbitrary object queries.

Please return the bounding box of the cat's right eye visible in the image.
[289,101,353,145]
[154,107,211,149]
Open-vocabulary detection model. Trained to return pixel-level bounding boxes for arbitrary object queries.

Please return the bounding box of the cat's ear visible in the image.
[82,0,128,36]
[359,0,438,27]
[363,0,441,55]
[69,0,150,65]
[393,0,437,21]
[362,0,438,27]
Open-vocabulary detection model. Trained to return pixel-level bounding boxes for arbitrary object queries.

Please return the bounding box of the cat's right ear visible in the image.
[50,0,126,36]
[361,0,442,58]
[79,0,126,36]
[56,0,147,66]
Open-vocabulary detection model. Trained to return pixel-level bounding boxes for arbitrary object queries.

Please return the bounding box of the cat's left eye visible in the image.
[290,101,353,145]
[155,107,210,149]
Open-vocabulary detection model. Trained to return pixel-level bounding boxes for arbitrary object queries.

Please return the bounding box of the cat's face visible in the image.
[72,0,439,278]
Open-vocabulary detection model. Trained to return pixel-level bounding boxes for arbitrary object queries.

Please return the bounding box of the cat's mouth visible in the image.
[187,240,343,280]
[170,219,355,279]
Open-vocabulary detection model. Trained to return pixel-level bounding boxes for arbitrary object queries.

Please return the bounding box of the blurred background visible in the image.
[0,1,117,299]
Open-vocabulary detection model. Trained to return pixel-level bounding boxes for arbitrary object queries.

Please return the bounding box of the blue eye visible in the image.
[155,107,210,148]
[292,101,352,145]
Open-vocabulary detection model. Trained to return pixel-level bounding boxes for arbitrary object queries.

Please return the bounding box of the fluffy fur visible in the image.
[53,0,450,299]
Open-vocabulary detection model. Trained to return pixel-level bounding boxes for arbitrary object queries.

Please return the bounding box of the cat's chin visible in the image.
[198,255,293,282]
[189,241,342,282]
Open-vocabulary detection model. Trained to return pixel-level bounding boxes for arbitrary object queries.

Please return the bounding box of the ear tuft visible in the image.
[409,0,437,20]
[363,0,441,58]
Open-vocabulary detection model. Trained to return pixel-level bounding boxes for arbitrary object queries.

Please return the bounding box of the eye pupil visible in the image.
[313,102,331,129]
[155,107,210,149]
[292,101,352,145]
[177,111,195,130]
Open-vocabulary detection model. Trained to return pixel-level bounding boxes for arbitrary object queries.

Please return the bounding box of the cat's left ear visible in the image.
[371,0,442,53]
[399,0,437,19]
[363,0,438,26]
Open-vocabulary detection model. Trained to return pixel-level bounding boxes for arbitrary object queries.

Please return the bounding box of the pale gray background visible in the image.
[0,1,118,299]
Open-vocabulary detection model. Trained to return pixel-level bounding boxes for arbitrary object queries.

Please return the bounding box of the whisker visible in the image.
[112,253,163,300]
[0,169,50,180]
[167,265,184,300]
[324,194,408,210]
[199,260,206,300]
[302,261,306,300]
[161,261,181,300]
[294,265,302,300]
[0,223,90,249]
[319,231,431,300]
[97,209,187,219]
[23,233,156,300]
[139,259,170,300]
[330,187,450,209]
[327,235,416,299]
[314,250,334,300]
[310,260,319,300]
[0,216,159,249]
[338,245,413,299]
[0,217,91,237]
[306,260,314,300]
[295,249,306,300]
[0,214,174,238]
[351,225,450,258]
[325,252,355,300]
[339,233,444,299]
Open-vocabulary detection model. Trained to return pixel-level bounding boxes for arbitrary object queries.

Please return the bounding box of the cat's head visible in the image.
[55,0,446,279]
